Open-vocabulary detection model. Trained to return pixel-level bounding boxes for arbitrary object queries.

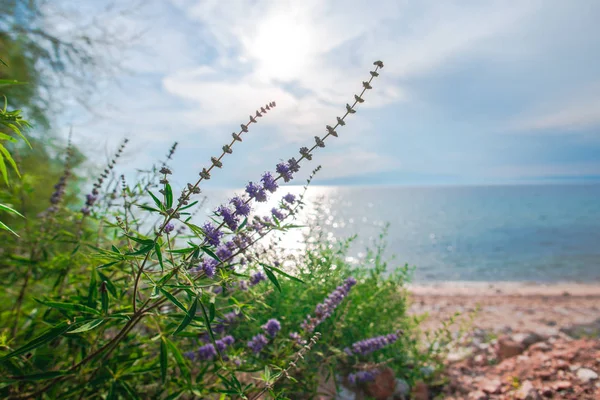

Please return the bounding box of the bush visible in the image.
[0,61,450,399]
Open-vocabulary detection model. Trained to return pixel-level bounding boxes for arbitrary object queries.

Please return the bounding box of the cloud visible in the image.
[508,83,600,133]
[489,162,600,179]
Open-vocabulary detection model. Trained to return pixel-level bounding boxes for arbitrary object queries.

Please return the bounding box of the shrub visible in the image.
[0,61,449,399]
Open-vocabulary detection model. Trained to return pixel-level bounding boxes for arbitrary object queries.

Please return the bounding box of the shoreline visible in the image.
[407,281,600,297]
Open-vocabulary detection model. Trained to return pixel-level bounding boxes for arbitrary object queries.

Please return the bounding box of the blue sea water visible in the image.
[202,184,600,283]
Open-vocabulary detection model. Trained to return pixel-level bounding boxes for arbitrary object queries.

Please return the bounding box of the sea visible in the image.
[199,184,600,283]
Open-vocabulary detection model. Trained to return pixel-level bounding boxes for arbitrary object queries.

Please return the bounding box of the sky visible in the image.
[54,0,600,188]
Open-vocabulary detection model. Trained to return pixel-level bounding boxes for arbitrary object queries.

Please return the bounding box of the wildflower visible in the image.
[216,245,233,261]
[221,335,235,346]
[159,167,172,175]
[289,332,306,345]
[349,330,401,356]
[220,312,241,325]
[164,222,175,234]
[197,343,218,360]
[271,208,284,221]
[200,168,211,180]
[199,258,218,278]
[217,205,239,230]
[261,172,278,193]
[354,94,364,103]
[223,144,232,154]
[299,147,312,160]
[238,280,249,291]
[287,157,300,173]
[301,277,357,333]
[232,132,242,142]
[373,60,384,68]
[248,334,268,354]
[241,124,248,133]
[336,116,346,126]
[211,156,223,168]
[230,196,251,216]
[315,136,325,148]
[362,81,372,90]
[81,207,91,216]
[283,193,296,204]
[249,271,266,286]
[245,182,267,202]
[346,103,356,114]
[262,319,281,337]
[202,222,223,247]
[326,125,338,137]
[348,370,378,385]
[369,70,379,77]
[85,194,98,207]
[276,162,293,182]
[187,183,201,194]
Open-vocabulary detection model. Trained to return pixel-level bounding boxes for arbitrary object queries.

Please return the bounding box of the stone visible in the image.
[468,390,488,400]
[553,380,571,390]
[364,368,395,400]
[576,367,598,383]
[393,378,410,398]
[411,381,428,400]
[512,332,543,348]
[480,378,502,394]
[447,347,474,362]
[529,342,551,353]
[497,337,525,360]
[515,381,540,400]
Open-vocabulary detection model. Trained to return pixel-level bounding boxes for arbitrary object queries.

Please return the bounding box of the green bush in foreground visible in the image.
[0,61,454,399]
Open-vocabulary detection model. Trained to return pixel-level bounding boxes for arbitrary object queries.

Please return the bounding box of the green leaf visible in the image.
[4,370,71,382]
[35,300,101,315]
[98,272,117,297]
[262,266,281,293]
[147,190,164,210]
[155,242,164,271]
[137,204,161,213]
[237,217,248,231]
[0,219,18,236]
[68,319,106,334]
[159,288,187,314]
[178,200,198,211]
[165,183,173,209]
[126,244,154,256]
[0,143,19,179]
[100,282,109,314]
[201,246,221,263]
[87,270,98,308]
[165,339,190,383]
[0,322,71,360]
[199,301,220,358]
[173,296,197,335]
[259,263,304,284]
[160,338,168,384]
[126,235,154,246]
[209,303,216,323]
[0,203,24,218]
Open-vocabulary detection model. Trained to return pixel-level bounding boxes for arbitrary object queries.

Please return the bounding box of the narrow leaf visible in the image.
[173,297,197,335]
[68,319,106,333]
[160,338,168,383]
[0,322,71,360]
[262,266,281,292]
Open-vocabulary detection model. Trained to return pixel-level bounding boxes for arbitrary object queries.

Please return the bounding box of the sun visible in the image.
[251,15,313,81]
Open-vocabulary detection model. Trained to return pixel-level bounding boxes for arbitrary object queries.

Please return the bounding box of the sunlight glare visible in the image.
[252,15,313,81]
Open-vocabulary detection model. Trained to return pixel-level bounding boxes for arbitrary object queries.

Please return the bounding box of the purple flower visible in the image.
[197,344,218,360]
[217,205,239,230]
[287,158,300,173]
[220,312,241,325]
[221,335,235,346]
[262,319,281,337]
[249,271,266,286]
[246,182,267,202]
[349,331,401,356]
[216,245,233,262]
[247,334,268,354]
[261,172,278,193]
[202,222,223,246]
[85,193,97,207]
[200,258,218,278]
[271,208,285,221]
[230,196,251,216]
[276,162,293,182]
[348,370,379,385]
[81,207,91,216]
[283,193,296,204]
[301,277,357,333]
[164,222,175,234]
[239,280,249,291]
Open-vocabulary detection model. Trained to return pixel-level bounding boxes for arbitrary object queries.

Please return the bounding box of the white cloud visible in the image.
[509,84,600,133]
[308,147,401,180]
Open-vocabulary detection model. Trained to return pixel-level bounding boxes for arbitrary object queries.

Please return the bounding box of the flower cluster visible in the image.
[346,330,402,356]
[301,277,357,332]
[185,335,235,361]
[247,333,268,354]
[262,319,281,337]
[81,138,128,215]
[348,370,379,385]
